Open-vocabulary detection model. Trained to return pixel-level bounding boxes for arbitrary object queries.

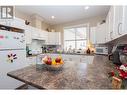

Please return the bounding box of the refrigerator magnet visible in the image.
[7,53,17,63]
[0,35,4,39]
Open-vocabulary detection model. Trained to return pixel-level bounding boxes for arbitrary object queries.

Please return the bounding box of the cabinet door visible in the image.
[105,12,110,42]
[108,7,115,40]
[96,23,106,44]
[32,29,38,39]
[123,6,127,35]
[25,26,32,44]
[48,32,56,45]
[106,7,115,42]
[42,30,48,43]
[38,31,44,40]
[113,6,124,38]
[55,32,61,45]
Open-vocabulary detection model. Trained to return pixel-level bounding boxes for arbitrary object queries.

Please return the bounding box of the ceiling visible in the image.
[15,6,110,25]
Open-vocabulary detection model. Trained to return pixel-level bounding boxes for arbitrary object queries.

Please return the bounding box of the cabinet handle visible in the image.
[118,23,122,35]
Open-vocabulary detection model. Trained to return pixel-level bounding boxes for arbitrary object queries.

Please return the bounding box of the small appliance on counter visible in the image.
[26,46,32,56]
[95,46,108,55]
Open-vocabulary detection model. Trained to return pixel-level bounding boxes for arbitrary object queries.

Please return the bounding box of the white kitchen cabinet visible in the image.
[80,56,87,63]
[105,6,127,43]
[105,7,114,42]
[96,23,106,44]
[105,6,124,42]
[32,28,41,40]
[47,32,56,45]
[24,25,33,44]
[31,28,49,41]
[90,27,96,44]
[26,56,37,65]
[0,17,25,29]
[113,6,124,39]
[69,55,81,62]
[42,30,48,43]
[24,26,32,44]
[46,32,61,45]
[122,6,127,35]
[32,29,40,39]
[108,7,115,41]
[55,32,61,45]
[37,30,45,40]
[105,12,110,42]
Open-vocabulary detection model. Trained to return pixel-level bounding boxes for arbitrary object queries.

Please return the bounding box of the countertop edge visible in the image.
[7,72,45,89]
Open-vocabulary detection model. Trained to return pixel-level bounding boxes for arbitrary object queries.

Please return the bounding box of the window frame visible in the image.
[64,24,89,50]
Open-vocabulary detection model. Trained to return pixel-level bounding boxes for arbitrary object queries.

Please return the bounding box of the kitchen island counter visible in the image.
[7,55,112,89]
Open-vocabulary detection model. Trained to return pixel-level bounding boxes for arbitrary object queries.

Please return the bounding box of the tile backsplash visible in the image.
[28,39,45,53]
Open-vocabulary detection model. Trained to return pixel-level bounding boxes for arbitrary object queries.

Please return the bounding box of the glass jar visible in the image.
[36,54,46,70]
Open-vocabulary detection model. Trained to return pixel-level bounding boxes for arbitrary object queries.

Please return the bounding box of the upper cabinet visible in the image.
[105,6,116,43]
[113,6,124,39]
[0,17,25,29]
[105,6,127,43]
[0,16,61,45]
[46,32,61,45]
[108,7,115,41]
[96,23,106,44]
[122,6,127,35]
[24,25,32,44]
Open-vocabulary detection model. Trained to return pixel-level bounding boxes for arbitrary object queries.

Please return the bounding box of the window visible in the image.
[64,26,87,51]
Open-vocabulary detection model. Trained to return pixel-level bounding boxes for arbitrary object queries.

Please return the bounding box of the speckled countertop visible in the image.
[7,55,112,89]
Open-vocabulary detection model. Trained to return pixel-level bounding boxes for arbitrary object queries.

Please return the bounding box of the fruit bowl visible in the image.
[42,55,64,71]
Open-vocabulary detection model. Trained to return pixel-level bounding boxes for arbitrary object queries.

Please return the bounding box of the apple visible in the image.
[55,57,61,63]
[46,59,52,65]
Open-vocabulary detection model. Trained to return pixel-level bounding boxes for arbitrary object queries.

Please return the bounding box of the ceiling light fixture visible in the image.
[51,16,55,19]
[84,6,89,10]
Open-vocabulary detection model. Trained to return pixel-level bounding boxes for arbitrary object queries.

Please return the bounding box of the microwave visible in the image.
[95,47,108,55]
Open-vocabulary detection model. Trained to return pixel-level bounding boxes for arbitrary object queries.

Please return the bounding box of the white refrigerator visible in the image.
[0,29,28,89]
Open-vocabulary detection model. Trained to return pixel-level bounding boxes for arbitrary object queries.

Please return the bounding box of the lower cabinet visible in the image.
[26,56,37,65]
